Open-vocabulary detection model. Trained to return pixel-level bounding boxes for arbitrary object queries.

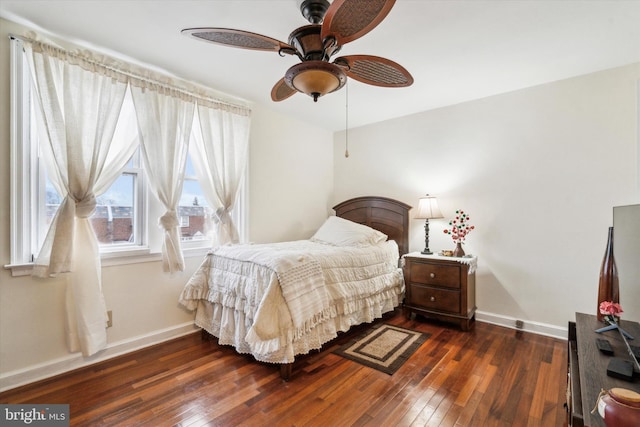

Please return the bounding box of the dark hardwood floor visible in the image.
[0,311,569,426]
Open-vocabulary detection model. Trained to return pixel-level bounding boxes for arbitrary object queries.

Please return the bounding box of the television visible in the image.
[613,204,640,322]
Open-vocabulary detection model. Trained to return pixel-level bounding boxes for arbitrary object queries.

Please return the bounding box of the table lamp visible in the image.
[416,195,443,254]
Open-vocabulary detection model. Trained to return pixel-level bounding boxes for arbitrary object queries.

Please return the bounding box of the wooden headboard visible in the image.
[333,196,412,256]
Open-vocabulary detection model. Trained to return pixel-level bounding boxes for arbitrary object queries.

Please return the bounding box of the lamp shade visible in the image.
[416,195,443,219]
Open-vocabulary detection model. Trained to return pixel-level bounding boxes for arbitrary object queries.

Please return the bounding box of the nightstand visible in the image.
[402,252,477,331]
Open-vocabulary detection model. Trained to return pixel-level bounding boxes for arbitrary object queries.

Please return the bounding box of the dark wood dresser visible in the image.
[402,253,476,331]
[567,312,640,427]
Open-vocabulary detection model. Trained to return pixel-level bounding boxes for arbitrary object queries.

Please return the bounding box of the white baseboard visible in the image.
[0,322,199,393]
[476,310,568,340]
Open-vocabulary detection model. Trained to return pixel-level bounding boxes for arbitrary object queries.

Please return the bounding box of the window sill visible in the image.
[3,263,35,277]
[4,246,212,277]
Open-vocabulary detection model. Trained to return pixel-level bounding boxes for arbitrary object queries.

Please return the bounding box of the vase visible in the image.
[597,388,640,427]
[453,242,465,257]
[597,227,619,322]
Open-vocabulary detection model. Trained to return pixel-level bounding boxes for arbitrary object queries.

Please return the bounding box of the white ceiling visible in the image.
[2,0,639,132]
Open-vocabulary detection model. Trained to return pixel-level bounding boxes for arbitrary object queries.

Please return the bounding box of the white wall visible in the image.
[0,18,334,390]
[333,63,640,328]
[249,104,334,243]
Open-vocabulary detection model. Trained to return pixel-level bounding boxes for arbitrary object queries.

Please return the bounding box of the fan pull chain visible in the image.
[345,80,349,158]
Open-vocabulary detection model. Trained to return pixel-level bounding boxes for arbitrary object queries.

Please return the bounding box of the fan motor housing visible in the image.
[288,25,339,61]
[289,25,324,61]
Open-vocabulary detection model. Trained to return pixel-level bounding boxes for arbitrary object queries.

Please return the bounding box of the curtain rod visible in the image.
[9,33,251,115]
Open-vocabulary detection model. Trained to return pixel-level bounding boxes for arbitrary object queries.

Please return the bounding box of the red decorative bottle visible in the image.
[597,227,619,322]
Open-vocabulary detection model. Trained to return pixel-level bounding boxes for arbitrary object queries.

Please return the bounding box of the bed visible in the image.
[179,196,411,380]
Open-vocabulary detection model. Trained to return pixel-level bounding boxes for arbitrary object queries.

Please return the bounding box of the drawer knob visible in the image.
[430,273,436,278]
[430,296,436,302]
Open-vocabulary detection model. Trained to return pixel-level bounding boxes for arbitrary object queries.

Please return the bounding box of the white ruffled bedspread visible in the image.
[179,240,405,364]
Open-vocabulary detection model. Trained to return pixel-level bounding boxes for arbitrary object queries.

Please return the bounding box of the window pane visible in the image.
[92,174,135,245]
[45,178,62,222]
[42,178,62,251]
[179,179,213,242]
[184,154,197,177]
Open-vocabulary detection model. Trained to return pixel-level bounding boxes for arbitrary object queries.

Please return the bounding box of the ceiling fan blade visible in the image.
[182,28,296,54]
[335,55,414,87]
[271,77,297,102]
[321,0,395,47]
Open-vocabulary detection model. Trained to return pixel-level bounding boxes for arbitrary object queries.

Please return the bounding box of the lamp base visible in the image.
[421,219,433,256]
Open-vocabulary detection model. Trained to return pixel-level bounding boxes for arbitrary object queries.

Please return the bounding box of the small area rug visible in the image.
[333,323,430,375]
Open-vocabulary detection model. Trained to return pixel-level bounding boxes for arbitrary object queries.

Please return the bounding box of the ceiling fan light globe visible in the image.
[293,69,340,95]
[284,61,346,101]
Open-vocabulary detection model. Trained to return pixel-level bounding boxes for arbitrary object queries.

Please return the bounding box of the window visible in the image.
[10,47,147,266]
[38,94,145,253]
[90,150,144,248]
[178,151,247,247]
[179,214,190,229]
[8,37,247,273]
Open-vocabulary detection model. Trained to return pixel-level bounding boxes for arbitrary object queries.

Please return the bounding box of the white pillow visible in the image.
[311,216,387,247]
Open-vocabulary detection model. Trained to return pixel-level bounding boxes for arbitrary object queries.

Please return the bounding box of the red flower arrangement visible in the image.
[597,301,640,373]
[599,301,623,322]
[443,210,475,244]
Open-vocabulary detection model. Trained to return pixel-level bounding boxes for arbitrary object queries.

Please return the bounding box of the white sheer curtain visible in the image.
[25,42,138,356]
[191,103,251,246]
[130,85,194,272]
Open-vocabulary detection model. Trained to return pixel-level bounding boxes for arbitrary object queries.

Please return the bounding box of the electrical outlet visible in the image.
[515,319,524,329]
[107,310,113,328]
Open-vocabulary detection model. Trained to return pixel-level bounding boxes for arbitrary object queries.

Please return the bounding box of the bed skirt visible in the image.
[192,278,404,364]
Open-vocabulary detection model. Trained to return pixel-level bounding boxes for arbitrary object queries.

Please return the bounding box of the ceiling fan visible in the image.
[182,0,414,102]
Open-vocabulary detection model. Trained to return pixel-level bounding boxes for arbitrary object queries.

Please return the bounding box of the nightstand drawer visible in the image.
[407,284,460,314]
[409,262,460,289]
